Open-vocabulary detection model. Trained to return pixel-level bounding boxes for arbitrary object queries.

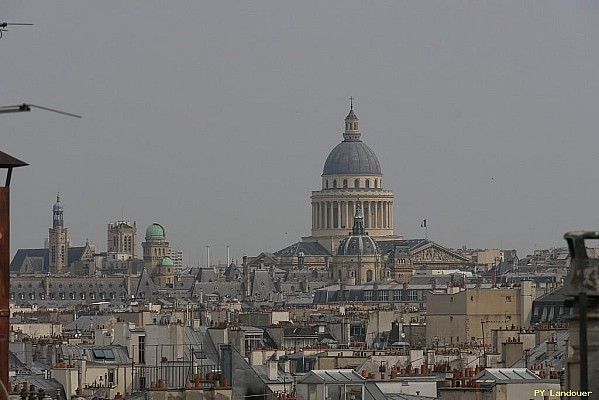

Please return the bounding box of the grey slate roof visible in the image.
[512,330,568,371]
[299,369,365,384]
[337,235,379,256]
[58,344,131,365]
[274,241,332,257]
[323,140,382,176]
[474,368,541,382]
[11,246,91,273]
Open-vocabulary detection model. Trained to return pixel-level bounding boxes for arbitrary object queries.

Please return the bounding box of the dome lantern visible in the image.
[343,99,361,141]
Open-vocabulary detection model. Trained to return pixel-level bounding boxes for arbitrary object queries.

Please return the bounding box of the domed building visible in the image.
[332,202,384,285]
[305,105,398,253]
[142,223,170,274]
[153,256,175,288]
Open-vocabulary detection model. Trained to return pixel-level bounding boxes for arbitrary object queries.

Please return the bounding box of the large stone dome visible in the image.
[323,141,382,176]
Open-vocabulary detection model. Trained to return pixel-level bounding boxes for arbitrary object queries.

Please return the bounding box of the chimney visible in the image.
[268,360,278,381]
[546,336,557,356]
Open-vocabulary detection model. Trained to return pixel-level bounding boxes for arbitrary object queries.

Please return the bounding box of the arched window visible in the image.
[343,179,348,188]
[366,270,373,282]
[365,179,370,188]
[333,179,337,189]
[326,180,329,189]
[354,179,359,188]
[374,179,378,188]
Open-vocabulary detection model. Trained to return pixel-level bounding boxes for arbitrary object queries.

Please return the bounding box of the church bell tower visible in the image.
[49,193,68,274]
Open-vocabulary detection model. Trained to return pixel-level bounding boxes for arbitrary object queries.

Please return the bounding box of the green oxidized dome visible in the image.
[145,223,165,240]
[160,256,174,266]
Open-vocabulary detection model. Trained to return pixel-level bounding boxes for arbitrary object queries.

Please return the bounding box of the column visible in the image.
[326,202,331,229]
[333,201,338,228]
[383,202,388,229]
[340,201,345,229]
[389,201,393,230]
[373,201,378,229]
[321,202,325,229]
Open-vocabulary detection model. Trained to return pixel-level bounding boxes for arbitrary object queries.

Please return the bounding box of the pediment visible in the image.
[411,242,470,264]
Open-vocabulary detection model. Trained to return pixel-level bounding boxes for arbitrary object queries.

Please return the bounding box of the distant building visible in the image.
[153,256,175,288]
[107,220,137,259]
[10,195,96,275]
[303,105,399,253]
[142,223,170,274]
[48,194,68,274]
[426,281,534,346]
[167,247,184,274]
[332,202,383,285]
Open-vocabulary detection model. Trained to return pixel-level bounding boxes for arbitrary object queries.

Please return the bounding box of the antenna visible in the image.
[0,22,33,39]
[0,103,81,118]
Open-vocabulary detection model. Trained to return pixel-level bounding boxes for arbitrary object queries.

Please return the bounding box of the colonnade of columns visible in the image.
[312,200,393,230]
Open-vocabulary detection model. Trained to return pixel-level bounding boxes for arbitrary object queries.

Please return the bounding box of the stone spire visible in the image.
[352,201,365,235]
[52,192,63,228]
[343,97,361,141]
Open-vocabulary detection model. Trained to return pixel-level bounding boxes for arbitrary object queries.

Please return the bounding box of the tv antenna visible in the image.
[0,103,81,118]
[0,22,33,39]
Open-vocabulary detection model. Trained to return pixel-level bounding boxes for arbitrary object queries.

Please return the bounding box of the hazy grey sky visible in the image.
[3,1,599,264]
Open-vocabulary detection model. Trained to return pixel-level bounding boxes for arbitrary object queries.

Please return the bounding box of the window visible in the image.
[333,179,337,189]
[393,290,401,301]
[450,316,453,321]
[326,180,329,189]
[374,179,378,188]
[138,336,146,364]
[343,179,348,188]
[365,179,370,188]
[506,296,512,302]
[366,270,373,282]
[408,290,418,301]
[364,290,373,301]
[108,369,115,385]
[379,290,389,301]
[29,293,35,300]
[354,179,359,188]
[92,349,115,360]
[70,293,75,300]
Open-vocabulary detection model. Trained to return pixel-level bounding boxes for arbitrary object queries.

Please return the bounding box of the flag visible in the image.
[421,219,427,228]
